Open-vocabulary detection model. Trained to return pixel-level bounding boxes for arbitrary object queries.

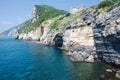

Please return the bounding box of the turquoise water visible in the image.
[0,38,117,80]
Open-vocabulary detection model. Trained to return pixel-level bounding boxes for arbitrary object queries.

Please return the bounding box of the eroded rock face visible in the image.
[63,6,120,66]
[64,26,94,46]
[53,33,63,47]
[92,6,120,67]
[71,51,96,62]
[63,15,96,63]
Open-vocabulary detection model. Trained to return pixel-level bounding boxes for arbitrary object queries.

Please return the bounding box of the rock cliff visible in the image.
[14,4,120,67]
[63,6,120,67]
[93,7,120,67]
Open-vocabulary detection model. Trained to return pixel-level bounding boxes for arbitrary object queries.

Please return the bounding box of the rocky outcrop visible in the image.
[32,5,41,23]
[63,6,120,66]
[70,6,85,14]
[17,27,41,41]
[16,20,53,41]
[63,24,96,62]
[92,7,120,67]
[8,29,18,37]
[64,26,94,46]
[70,46,96,62]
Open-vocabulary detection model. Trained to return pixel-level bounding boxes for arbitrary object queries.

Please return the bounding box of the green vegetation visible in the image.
[18,20,35,33]
[98,0,120,9]
[90,5,96,9]
[18,5,69,33]
[62,8,91,29]
[49,15,65,29]
[49,20,60,29]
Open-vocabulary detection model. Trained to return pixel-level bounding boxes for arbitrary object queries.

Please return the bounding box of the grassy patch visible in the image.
[49,20,60,29]
[49,14,70,29]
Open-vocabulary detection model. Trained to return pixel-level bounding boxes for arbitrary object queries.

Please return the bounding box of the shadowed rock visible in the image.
[53,33,63,47]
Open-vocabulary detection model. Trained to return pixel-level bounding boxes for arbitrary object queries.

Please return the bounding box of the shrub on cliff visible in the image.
[49,21,60,29]
[98,0,120,9]
[98,0,114,8]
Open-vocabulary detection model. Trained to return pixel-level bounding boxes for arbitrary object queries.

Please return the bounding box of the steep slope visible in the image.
[18,5,69,33]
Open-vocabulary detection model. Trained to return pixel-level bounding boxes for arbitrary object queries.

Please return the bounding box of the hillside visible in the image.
[18,5,70,33]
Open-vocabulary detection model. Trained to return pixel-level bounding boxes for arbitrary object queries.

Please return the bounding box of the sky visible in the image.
[0,0,100,33]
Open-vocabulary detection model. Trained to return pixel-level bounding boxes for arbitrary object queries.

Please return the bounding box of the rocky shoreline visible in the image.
[15,6,120,67]
[13,6,120,79]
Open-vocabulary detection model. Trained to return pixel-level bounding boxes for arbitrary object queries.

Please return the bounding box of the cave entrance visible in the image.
[112,42,120,53]
[53,33,63,47]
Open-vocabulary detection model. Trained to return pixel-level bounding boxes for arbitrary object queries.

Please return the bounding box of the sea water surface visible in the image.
[0,37,117,80]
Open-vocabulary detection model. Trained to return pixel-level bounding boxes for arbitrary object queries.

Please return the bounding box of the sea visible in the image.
[0,37,117,80]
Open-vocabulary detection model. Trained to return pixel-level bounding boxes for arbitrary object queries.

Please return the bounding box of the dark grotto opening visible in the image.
[53,33,63,47]
[112,41,120,54]
[105,34,120,54]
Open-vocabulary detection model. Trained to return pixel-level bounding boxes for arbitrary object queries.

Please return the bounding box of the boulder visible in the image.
[115,59,120,66]
[85,55,94,62]
[66,51,73,56]
[105,69,112,72]
[71,51,84,62]
[116,70,120,79]
[81,52,90,59]
[66,25,71,30]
